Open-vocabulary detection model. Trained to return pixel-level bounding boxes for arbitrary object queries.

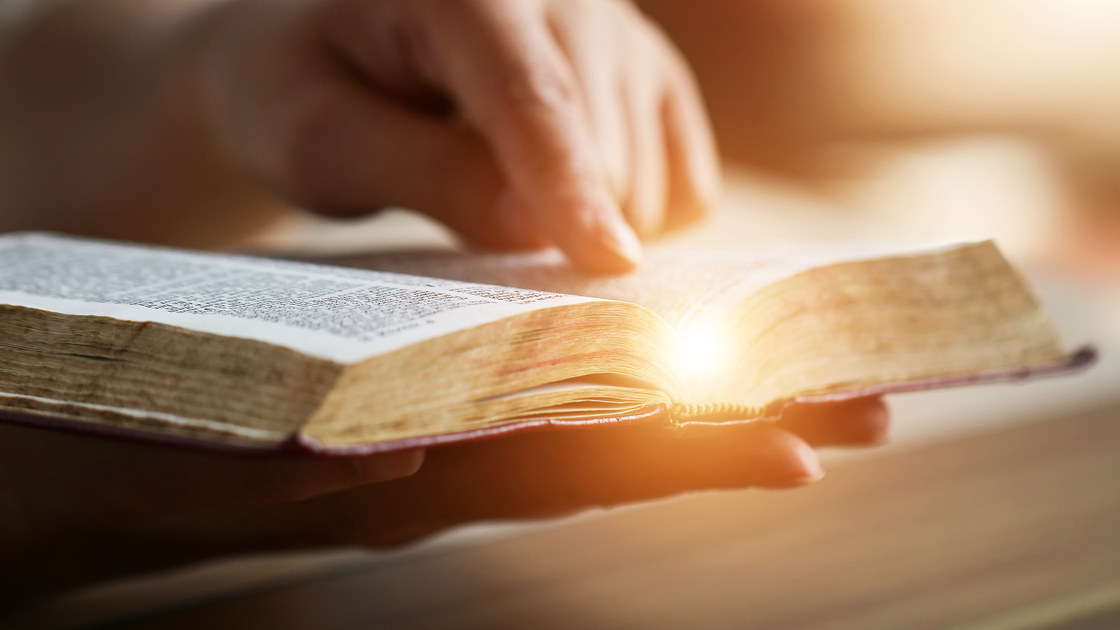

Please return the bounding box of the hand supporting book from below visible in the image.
[0,396,887,609]
[0,234,1089,610]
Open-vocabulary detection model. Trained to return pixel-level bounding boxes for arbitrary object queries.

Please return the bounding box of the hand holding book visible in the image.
[0,0,1092,612]
[0,233,1089,606]
[0,397,886,607]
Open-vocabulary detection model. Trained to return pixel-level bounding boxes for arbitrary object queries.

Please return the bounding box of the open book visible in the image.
[0,233,1092,453]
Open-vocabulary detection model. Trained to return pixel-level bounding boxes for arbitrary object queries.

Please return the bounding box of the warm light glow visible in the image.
[676,322,722,379]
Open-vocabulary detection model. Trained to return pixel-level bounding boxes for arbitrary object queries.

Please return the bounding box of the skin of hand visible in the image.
[0,397,888,608]
[0,0,719,272]
[0,0,875,610]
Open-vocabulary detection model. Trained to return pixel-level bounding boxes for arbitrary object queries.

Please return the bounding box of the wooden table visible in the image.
[31,402,1111,630]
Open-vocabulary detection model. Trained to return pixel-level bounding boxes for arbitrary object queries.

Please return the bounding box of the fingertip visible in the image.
[828,397,891,445]
[768,431,825,488]
[548,200,643,273]
[721,424,824,490]
[592,209,644,270]
[779,396,892,447]
[856,398,892,444]
[354,448,426,483]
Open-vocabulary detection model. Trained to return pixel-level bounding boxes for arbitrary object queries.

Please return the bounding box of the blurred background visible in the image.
[13,1,1120,628]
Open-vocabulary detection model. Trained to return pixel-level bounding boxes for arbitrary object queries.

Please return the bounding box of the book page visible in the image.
[325,242,982,396]
[324,241,971,332]
[0,234,594,364]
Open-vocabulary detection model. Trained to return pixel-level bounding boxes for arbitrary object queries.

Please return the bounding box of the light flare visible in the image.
[676,321,723,380]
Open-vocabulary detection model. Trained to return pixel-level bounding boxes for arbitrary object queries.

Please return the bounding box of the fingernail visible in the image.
[790,442,825,484]
[374,448,425,480]
[596,211,643,267]
[789,468,826,485]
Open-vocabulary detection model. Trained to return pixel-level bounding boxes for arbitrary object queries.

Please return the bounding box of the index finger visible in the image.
[416,0,642,272]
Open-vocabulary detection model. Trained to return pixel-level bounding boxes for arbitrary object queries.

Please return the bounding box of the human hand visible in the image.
[197,0,719,272]
[0,423,424,609]
[0,397,886,607]
[257,396,888,544]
